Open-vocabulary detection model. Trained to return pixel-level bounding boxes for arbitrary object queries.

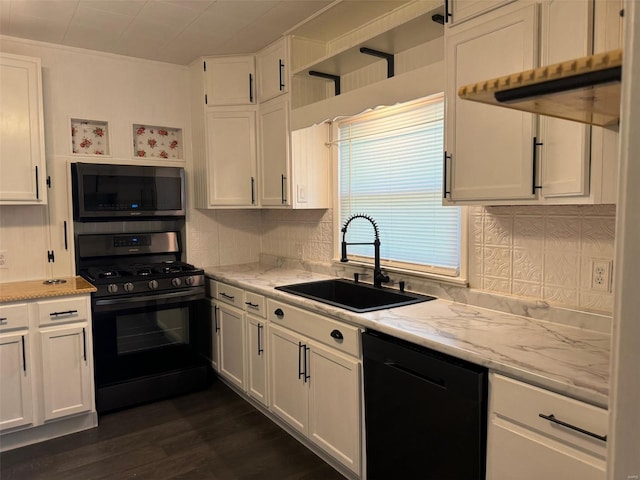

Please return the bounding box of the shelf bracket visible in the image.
[309,71,341,96]
[359,47,395,78]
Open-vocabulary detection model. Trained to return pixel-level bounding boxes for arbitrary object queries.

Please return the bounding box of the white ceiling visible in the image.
[0,0,336,65]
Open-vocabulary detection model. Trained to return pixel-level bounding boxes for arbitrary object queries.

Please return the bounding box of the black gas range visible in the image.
[77,232,211,413]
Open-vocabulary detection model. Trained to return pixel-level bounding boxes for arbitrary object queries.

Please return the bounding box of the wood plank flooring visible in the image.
[0,379,347,480]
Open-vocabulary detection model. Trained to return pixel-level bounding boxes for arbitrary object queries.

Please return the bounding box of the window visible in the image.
[338,94,461,277]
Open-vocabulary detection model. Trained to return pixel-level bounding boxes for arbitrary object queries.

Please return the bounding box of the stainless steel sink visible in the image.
[275,279,435,313]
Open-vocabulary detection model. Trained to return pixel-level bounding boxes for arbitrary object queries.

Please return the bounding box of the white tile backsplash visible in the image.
[472,205,616,314]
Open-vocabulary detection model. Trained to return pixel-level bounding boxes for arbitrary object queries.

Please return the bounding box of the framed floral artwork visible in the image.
[132,124,183,160]
[71,118,110,156]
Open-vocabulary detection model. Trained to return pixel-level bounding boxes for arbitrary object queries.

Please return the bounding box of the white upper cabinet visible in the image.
[445,4,538,202]
[258,96,330,209]
[257,38,289,102]
[204,56,256,106]
[204,109,258,207]
[444,0,617,205]
[0,53,47,205]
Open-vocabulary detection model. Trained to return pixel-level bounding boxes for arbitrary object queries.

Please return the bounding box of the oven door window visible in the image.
[116,306,189,355]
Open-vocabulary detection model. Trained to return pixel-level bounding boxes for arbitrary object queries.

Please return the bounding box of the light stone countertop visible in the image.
[205,263,610,409]
[0,276,96,303]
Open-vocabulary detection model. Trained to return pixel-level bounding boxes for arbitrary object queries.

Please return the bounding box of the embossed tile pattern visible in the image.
[472,205,616,313]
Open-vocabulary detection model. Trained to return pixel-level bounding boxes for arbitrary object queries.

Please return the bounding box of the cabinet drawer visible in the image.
[0,303,29,330]
[244,291,266,318]
[267,299,360,357]
[490,373,608,457]
[37,296,88,326]
[215,282,244,308]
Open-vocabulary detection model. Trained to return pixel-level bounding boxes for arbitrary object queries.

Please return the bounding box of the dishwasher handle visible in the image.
[384,361,447,390]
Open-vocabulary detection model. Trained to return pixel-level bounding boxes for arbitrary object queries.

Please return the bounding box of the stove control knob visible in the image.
[107,284,118,294]
[148,280,159,290]
[124,282,134,292]
[171,277,182,287]
[185,276,195,286]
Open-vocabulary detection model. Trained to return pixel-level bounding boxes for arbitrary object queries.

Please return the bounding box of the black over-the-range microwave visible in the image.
[71,162,185,221]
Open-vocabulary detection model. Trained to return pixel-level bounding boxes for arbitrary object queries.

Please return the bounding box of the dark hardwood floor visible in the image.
[0,379,346,480]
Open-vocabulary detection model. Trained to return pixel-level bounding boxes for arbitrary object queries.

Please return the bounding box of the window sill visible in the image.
[330,258,469,288]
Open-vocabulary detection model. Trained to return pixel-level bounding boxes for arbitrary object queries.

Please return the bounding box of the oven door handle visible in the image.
[94,289,204,308]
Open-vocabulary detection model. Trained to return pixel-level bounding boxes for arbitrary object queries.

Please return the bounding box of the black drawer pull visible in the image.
[330,329,344,340]
[50,310,78,317]
[0,317,7,325]
[245,301,260,309]
[538,413,607,442]
[220,292,235,300]
[274,308,284,318]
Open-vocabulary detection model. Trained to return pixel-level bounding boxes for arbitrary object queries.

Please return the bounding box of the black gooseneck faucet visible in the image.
[340,214,390,288]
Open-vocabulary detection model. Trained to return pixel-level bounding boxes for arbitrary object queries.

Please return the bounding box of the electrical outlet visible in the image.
[591,259,612,292]
[0,250,8,269]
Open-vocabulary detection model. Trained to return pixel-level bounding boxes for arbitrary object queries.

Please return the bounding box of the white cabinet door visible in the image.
[259,96,290,206]
[538,0,593,198]
[0,331,33,431]
[257,38,288,102]
[488,421,605,480]
[40,325,92,421]
[308,343,361,475]
[445,4,537,201]
[269,324,308,435]
[204,56,256,106]
[247,315,268,406]
[0,53,46,204]
[205,109,258,206]
[217,302,246,390]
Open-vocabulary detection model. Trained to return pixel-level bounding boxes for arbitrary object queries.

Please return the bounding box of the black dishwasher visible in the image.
[362,330,488,480]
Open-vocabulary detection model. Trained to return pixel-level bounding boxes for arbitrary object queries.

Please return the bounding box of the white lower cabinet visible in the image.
[0,331,33,431]
[268,300,361,476]
[40,325,92,421]
[487,373,608,480]
[246,314,268,406]
[0,294,96,451]
[214,301,246,391]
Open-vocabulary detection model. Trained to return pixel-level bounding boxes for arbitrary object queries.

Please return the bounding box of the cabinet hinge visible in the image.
[47,250,55,263]
[205,94,208,105]
[46,176,51,188]
[203,61,206,72]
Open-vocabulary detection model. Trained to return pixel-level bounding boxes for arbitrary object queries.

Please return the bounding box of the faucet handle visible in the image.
[354,272,369,283]
[399,280,405,293]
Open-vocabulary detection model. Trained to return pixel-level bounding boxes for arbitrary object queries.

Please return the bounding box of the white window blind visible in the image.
[338,95,461,276]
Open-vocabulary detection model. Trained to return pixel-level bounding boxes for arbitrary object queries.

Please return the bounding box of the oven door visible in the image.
[92,289,205,388]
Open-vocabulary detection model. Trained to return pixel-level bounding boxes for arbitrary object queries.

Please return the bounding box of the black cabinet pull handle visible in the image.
[257,323,263,355]
[251,177,255,204]
[82,327,87,361]
[63,220,68,250]
[443,152,452,199]
[220,292,235,300]
[279,59,285,90]
[330,329,344,340]
[21,335,26,372]
[281,174,287,204]
[444,0,452,22]
[50,310,78,317]
[214,305,220,332]
[304,345,310,383]
[538,413,607,442]
[532,137,543,194]
[274,308,284,318]
[249,73,254,102]
[298,341,304,379]
[0,317,7,325]
[245,301,259,309]
[35,166,39,200]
